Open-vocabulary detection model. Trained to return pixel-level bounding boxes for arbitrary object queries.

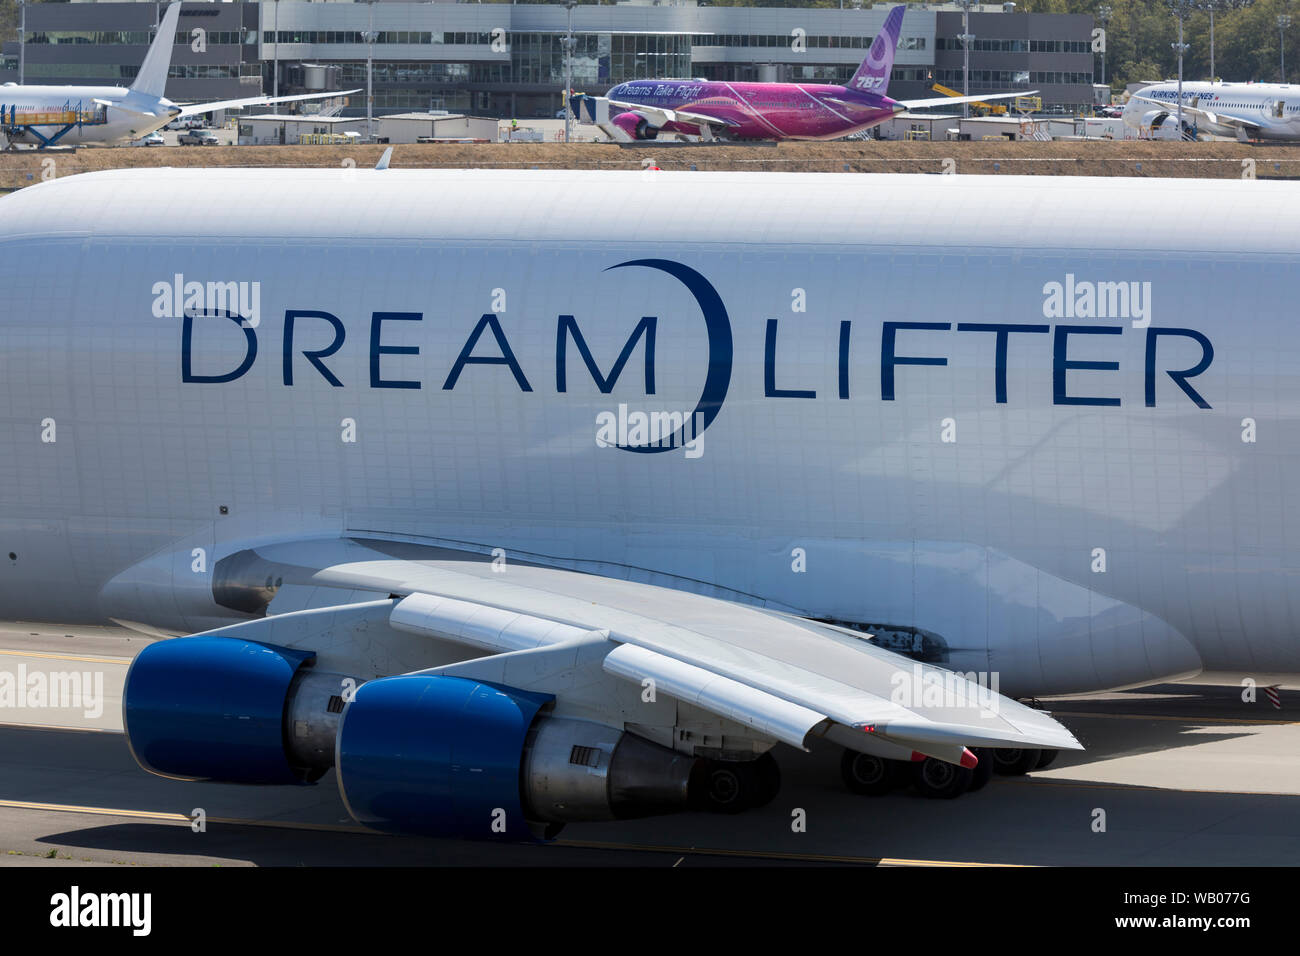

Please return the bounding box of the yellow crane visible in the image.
[929,83,1041,116]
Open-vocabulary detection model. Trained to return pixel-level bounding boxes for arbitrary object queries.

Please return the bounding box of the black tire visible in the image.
[690,757,774,814]
[911,756,973,799]
[966,747,995,793]
[698,763,749,814]
[992,748,1043,776]
[840,750,908,796]
[1034,748,1059,770]
[750,751,781,809]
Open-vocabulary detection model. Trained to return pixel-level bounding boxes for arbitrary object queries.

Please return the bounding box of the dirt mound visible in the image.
[1,139,1294,191]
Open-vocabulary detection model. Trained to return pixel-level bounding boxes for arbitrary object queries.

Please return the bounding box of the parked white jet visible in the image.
[0,3,357,148]
[1124,79,1300,140]
[1,165,1285,840]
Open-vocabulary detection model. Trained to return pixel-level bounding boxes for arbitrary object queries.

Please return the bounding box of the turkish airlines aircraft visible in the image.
[0,166,1280,839]
[1124,80,1300,140]
[601,5,1031,141]
[0,3,356,148]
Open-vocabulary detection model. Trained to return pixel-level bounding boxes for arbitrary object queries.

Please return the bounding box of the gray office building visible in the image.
[1,2,1098,121]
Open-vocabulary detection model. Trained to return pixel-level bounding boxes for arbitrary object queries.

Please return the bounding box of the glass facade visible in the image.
[936,37,1090,53]
[1,5,1096,117]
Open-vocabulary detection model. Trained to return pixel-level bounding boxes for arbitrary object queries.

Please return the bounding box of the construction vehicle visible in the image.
[929,83,1041,116]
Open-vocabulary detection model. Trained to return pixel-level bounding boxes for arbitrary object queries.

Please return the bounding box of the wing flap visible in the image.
[390,591,597,653]
[603,642,829,750]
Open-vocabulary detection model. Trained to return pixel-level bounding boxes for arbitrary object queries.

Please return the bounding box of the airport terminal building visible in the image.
[0,1,1097,120]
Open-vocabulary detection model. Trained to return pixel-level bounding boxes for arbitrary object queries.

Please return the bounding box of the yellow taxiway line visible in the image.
[0,649,130,666]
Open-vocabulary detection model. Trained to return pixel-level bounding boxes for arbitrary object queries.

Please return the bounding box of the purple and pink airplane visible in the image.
[601,6,1032,142]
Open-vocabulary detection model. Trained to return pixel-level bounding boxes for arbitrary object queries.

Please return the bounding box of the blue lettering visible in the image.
[369,311,422,390]
[443,313,532,392]
[1053,325,1122,406]
[284,309,345,387]
[881,322,949,401]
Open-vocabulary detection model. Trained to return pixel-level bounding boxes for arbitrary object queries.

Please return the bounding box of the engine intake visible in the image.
[123,636,355,785]
[336,674,697,839]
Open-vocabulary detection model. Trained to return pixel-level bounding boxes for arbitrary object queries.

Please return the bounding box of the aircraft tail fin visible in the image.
[130,2,182,98]
[847,5,905,96]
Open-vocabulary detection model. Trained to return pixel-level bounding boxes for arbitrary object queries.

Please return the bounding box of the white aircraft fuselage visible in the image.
[0,168,1293,699]
[1124,80,1300,140]
[0,84,181,147]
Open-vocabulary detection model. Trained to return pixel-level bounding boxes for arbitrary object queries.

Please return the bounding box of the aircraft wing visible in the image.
[605,98,741,132]
[896,90,1039,110]
[93,98,162,119]
[175,88,363,119]
[1130,93,1261,132]
[211,537,1082,763]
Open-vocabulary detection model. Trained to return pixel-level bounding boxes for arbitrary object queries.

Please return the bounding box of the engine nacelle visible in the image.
[125,640,700,839]
[123,636,354,785]
[612,111,659,140]
[1142,109,1174,129]
[335,674,696,840]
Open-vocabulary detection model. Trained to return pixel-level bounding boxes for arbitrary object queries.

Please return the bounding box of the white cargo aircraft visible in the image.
[0,166,1279,840]
[0,3,357,148]
[1123,79,1300,140]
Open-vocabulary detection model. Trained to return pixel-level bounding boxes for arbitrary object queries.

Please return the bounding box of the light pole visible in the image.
[1200,1,1255,81]
[563,1,576,143]
[1164,0,1194,139]
[956,0,974,119]
[17,0,24,85]
[1208,3,1216,78]
[1097,4,1111,87]
[1280,14,1292,83]
[273,0,279,100]
[363,2,377,143]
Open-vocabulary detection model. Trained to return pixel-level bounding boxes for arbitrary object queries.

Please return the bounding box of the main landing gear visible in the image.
[839,745,1057,799]
[691,751,782,813]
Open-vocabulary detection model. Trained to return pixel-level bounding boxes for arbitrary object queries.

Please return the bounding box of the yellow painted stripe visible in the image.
[0,798,369,834]
[1010,777,1300,798]
[0,649,130,665]
[0,720,120,734]
[553,839,1028,867]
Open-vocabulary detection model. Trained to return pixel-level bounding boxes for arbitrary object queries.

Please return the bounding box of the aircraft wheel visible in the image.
[749,752,782,809]
[840,750,908,796]
[691,758,773,814]
[992,748,1042,776]
[965,747,995,793]
[1034,748,1059,770]
[911,756,973,799]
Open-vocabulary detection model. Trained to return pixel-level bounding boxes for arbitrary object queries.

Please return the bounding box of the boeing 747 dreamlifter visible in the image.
[0,165,1290,839]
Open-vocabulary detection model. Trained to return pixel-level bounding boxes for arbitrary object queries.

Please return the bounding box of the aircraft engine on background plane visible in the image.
[121,636,758,840]
[612,111,660,140]
[1142,109,1178,130]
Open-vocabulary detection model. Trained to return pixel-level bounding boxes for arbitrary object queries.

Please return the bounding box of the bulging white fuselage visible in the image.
[0,168,1294,698]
